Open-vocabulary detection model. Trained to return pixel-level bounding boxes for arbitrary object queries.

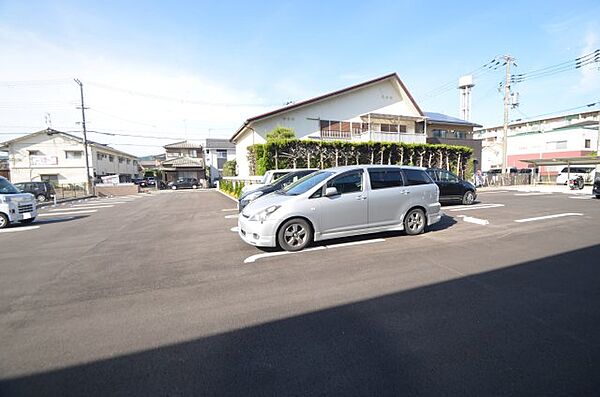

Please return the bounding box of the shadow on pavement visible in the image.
[1,245,599,396]
[33,216,90,225]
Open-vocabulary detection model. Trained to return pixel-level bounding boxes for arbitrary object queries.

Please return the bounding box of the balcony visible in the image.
[320,129,425,144]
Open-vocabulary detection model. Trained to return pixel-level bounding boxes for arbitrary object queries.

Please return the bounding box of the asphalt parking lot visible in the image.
[1,188,599,396]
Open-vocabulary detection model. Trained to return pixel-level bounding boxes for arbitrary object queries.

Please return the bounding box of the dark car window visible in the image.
[327,170,363,194]
[283,171,333,196]
[0,178,21,194]
[403,169,433,186]
[440,170,459,183]
[368,168,404,189]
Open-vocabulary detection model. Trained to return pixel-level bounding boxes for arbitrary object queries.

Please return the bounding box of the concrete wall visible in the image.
[95,184,140,197]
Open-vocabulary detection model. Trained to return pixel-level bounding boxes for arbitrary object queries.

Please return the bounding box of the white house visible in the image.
[230,73,427,177]
[474,110,599,173]
[200,138,236,184]
[0,128,140,185]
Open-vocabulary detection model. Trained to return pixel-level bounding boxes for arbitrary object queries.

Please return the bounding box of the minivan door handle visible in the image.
[400,190,410,195]
[356,195,367,200]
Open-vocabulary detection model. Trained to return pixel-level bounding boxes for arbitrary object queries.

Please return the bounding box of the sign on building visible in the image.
[30,155,58,166]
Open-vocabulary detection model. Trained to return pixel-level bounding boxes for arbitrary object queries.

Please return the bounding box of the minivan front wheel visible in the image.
[462,190,475,205]
[278,218,312,252]
[36,194,47,202]
[0,213,9,229]
[404,208,425,235]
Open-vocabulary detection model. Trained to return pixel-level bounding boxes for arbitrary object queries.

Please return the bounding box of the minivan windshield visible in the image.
[282,171,333,196]
[0,178,21,194]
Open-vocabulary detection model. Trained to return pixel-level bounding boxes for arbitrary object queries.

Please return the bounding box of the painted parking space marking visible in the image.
[230,226,239,232]
[448,204,504,212]
[71,202,127,206]
[244,238,386,264]
[456,215,489,225]
[514,213,583,223]
[477,190,510,194]
[514,192,553,196]
[222,208,238,212]
[49,205,114,211]
[39,210,98,217]
[569,196,593,199]
[0,225,40,233]
[225,214,239,219]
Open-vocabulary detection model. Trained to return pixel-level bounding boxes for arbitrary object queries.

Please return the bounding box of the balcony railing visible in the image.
[320,129,424,144]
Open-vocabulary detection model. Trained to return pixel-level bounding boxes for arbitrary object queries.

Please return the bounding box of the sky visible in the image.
[1,0,599,156]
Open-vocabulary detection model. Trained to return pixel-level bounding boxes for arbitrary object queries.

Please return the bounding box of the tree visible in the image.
[266,126,296,141]
[222,160,237,176]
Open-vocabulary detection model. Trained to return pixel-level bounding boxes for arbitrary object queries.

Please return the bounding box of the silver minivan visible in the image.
[238,165,442,251]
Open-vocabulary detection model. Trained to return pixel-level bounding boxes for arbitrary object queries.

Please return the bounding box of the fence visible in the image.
[53,184,87,200]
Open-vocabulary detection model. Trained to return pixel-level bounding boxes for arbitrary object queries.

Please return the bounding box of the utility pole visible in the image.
[74,79,92,195]
[501,55,516,173]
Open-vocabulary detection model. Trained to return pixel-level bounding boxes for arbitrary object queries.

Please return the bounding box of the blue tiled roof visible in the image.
[424,112,482,127]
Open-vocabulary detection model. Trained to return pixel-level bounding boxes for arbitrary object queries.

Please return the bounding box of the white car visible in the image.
[238,165,442,251]
[241,169,300,195]
[555,167,595,185]
[0,176,38,229]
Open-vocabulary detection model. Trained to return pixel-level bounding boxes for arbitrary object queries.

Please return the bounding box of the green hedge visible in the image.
[219,179,245,199]
[247,140,473,177]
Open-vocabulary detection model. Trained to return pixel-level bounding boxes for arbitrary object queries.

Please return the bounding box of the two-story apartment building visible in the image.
[0,128,139,185]
[200,138,236,185]
[474,111,599,173]
[230,73,481,177]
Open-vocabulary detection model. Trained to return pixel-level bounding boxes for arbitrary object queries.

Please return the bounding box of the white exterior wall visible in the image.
[92,147,139,178]
[5,133,138,184]
[233,79,424,177]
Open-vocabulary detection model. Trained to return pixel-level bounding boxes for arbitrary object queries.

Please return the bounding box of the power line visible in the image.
[510,49,599,84]
[510,100,600,123]
[87,81,278,107]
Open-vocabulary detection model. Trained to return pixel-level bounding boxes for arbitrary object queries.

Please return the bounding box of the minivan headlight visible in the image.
[249,205,280,222]
[0,196,10,203]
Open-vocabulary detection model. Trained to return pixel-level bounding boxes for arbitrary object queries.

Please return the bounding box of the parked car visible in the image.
[593,171,600,199]
[556,167,595,185]
[168,177,199,190]
[238,165,441,251]
[0,176,38,229]
[13,181,55,202]
[241,169,298,195]
[425,168,477,205]
[238,169,318,211]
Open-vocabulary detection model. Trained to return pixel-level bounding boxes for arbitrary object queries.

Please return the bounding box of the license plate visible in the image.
[22,213,32,219]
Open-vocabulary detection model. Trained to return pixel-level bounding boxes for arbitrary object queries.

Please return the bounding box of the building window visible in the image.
[127,159,131,164]
[585,139,591,148]
[97,153,102,160]
[432,129,447,138]
[65,150,83,159]
[118,157,124,163]
[109,155,114,162]
[216,149,227,159]
[28,150,42,156]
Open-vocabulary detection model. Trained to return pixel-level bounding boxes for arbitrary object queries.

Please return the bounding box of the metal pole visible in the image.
[74,79,92,196]
[501,55,514,174]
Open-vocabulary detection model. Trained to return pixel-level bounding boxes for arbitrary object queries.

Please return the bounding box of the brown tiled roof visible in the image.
[164,140,203,149]
[161,156,204,168]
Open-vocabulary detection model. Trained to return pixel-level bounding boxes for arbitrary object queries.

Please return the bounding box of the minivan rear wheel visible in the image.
[36,194,47,202]
[404,208,425,235]
[278,218,312,252]
[462,191,475,205]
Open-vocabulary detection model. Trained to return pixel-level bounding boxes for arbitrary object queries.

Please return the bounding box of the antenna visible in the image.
[44,113,52,128]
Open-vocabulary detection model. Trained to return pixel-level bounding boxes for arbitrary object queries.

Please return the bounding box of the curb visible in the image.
[216,189,238,203]
[37,195,95,208]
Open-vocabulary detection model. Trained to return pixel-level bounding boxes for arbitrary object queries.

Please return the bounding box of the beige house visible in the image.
[160,141,206,183]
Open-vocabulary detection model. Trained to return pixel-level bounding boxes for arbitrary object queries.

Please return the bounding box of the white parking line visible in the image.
[514,213,583,223]
[448,204,504,212]
[569,196,593,199]
[477,190,510,194]
[39,210,98,217]
[0,225,40,233]
[456,215,489,225]
[49,205,114,211]
[221,208,238,212]
[230,226,239,232]
[71,202,127,206]
[244,238,386,264]
[514,192,553,196]
[224,214,239,219]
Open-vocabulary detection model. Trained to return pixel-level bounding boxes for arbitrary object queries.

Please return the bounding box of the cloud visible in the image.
[0,26,273,155]
[577,29,600,94]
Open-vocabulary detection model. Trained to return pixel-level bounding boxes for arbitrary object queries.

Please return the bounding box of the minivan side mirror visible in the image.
[325,187,339,197]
